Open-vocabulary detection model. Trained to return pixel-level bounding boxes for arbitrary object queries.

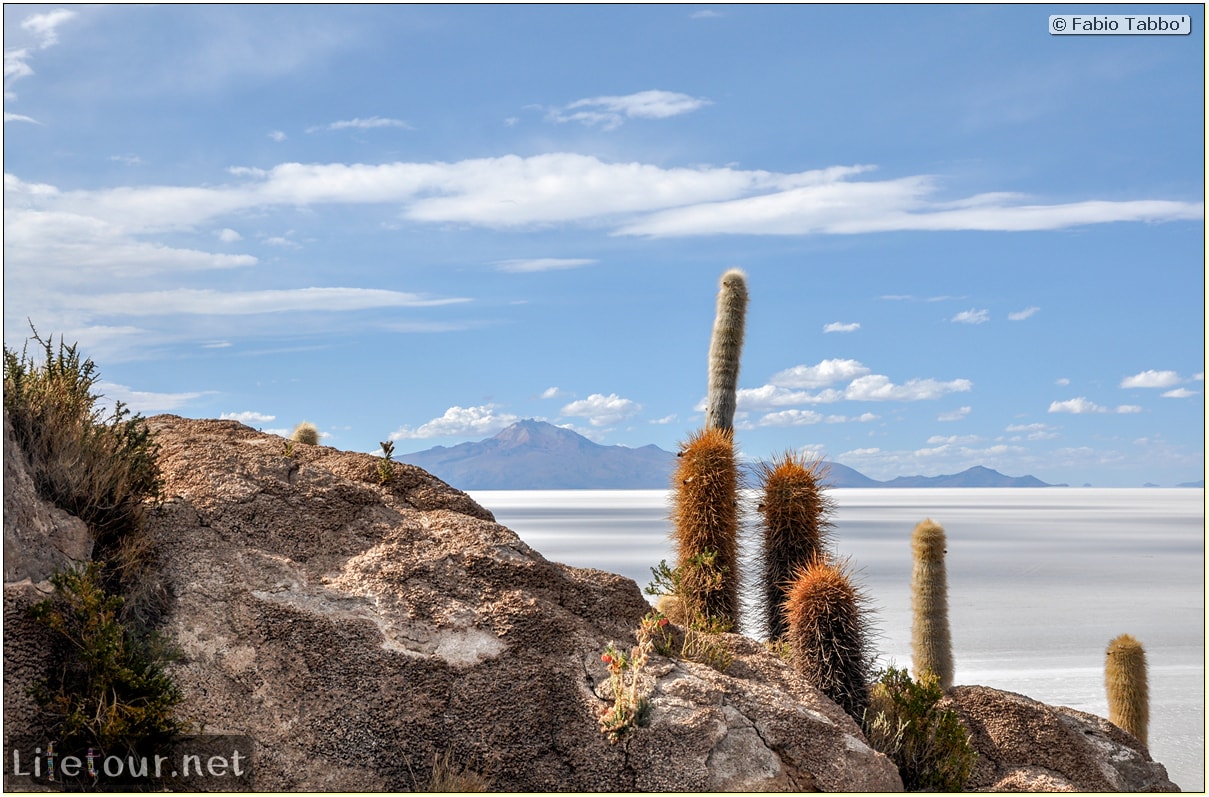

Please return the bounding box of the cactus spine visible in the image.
[784,555,874,722]
[671,427,740,626]
[1105,633,1149,745]
[911,519,954,690]
[705,268,748,432]
[290,421,320,446]
[756,453,834,640]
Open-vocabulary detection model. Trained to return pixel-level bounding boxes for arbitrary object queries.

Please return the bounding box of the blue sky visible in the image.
[3,4,1204,487]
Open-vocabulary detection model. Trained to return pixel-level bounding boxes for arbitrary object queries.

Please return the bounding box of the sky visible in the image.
[3,4,1204,487]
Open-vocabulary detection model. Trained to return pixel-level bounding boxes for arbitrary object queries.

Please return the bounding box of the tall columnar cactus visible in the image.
[704,268,748,432]
[290,421,320,446]
[784,555,874,722]
[1105,633,1149,746]
[756,453,834,641]
[911,519,954,690]
[672,427,740,626]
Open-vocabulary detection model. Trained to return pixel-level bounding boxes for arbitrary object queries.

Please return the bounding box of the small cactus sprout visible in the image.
[377,440,396,484]
[672,427,740,626]
[705,268,748,433]
[783,555,875,721]
[756,452,835,640]
[911,519,954,690]
[290,421,320,445]
[1105,633,1149,746]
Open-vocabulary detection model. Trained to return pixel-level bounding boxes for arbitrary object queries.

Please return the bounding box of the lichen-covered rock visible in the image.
[945,685,1180,792]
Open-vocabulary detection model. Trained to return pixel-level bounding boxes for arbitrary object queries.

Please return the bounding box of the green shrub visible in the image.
[377,440,396,484]
[3,327,160,560]
[29,563,186,767]
[863,666,977,791]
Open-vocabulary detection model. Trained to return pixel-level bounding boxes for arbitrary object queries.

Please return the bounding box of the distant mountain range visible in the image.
[398,420,1058,490]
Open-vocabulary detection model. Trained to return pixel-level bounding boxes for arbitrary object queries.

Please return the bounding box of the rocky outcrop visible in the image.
[945,685,1179,792]
[3,412,93,584]
[131,415,902,791]
[2,413,1181,792]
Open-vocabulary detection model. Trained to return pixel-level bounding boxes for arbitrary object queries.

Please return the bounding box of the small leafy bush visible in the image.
[377,440,396,484]
[3,327,160,560]
[29,563,186,764]
[863,666,977,791]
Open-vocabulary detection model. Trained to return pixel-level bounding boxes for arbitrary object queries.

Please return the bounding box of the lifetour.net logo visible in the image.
[6,735,254,789]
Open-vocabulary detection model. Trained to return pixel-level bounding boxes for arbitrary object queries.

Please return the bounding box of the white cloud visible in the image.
[109,154,143,166]
[690,10,723,19]
[1005,423,1059,441]
[546,90,711,130]
[649,414,678,425]
[21,9,77,48]
[1008,306,1040,321]
[823,321,860,333]
[391,404,519,440]
[733,385,836,411]
[616,170,1203,237]
[1055,377,1071,386]
[539,386,565,399]
[5,10,76,105]
[95,381,207,414]
[3,112,41,124]
[57,287,469,317]
[221,410,277,425]
[927,434,983,446]
[952,308,990,324]
[217,228,243,242]
[268,130,287,142]
[11,155,1199,243]
[1049,397,1142,415]
[560,393,642,427]
[844,374,972,401]
[770,358,870,388]
[938,406,972,421]
[496,257,596,273]
[1120,369,1181,388]
[757,409,824,427]
[737,363,971,411]
[1161,388,1198,399]
[308,116,412,132]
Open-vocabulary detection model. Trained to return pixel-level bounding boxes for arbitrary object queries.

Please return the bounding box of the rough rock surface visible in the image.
[131,416,901,791]
[945,685,1180,792]
[3,413,1183,792]
[3,412,93,584]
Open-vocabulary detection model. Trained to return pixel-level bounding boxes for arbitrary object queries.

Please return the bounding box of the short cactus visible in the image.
[1105,633,1149,745]
[784,555,874,721]
[290,421,320,446]
[755,453,834,640]
[704,268,748,432]
[911,519,954,690]
[671,427,740,626]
